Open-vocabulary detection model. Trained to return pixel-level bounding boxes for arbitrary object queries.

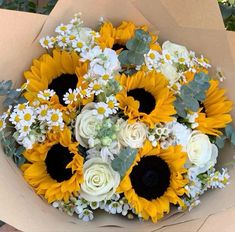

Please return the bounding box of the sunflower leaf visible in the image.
[111,147,137,179]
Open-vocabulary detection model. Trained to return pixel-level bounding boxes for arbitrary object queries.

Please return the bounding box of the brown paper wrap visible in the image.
[0,1,235,231]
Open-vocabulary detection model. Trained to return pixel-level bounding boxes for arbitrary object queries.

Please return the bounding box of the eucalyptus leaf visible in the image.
[127,51,144,65]
[215,136,226,149]
[225,124,234,138]
[111,147,137,178]
[231,132,235,146]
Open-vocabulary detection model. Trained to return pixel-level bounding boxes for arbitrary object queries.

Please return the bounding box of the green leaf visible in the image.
[215,136,226,149]
[111,147,137,179]
[127,51,144,65]
[219,4,233,20]
[118,50,129,65]
[135,29,151,43]
[225,124,234,138]
[0,80,12,90]
[231,132,235,146]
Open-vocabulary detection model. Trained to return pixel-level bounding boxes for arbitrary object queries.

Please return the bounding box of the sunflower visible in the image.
[21,128,84,203]
[117,142,188,222]
[116,71,176,128]
[97,21,161,51]
[24,49,89,107]
[196,80,233,136]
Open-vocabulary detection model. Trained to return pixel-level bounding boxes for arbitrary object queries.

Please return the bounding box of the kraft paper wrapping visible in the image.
[0,1,235,231]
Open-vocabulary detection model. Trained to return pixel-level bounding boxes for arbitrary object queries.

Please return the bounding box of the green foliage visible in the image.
[111,147,137,179]
[118,29,151,67]
[0,0,57,15]
[0,80,27,108]
[218,0,235,31]
[0,131,25,166]
[174,72,210,118]
[215,124,235,148]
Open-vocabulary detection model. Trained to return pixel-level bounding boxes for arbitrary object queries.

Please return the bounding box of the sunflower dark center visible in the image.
[45,144,74,183]
[112,43,126,51]
[130,156,170,200]
[199,102,206,114]
[48,74,77,106]
[127,88,156,114]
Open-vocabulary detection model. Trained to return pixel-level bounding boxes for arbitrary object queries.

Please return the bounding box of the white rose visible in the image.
[186,131,218,175]
[75,103,101,148]
[118,120,147,148]
[80,158,120,202]
[160,63,180,84]
[162,40,189,58]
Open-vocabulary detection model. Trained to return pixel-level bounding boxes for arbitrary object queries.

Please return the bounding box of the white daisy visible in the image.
[13,103,27,112]
[37,105,49,121]
[106,95,119,114]
[18,107,36,127]
[39,36,55,49]
[0,114,7,132]
[19,125,31,137]
[162,50,175,64]
[144,50,161,70]
[93,102,112,120]
[37,89,55,101]
[46,109,64,129]
[89,80,104,95]
[55,23,72,35]
[63,88,79,105]
[72,39,87,52]
[57,35,69,49]
[9,111,22,125]
[77,87,92,99]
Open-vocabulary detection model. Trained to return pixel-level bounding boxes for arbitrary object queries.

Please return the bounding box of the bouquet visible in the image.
[0,11,234,224]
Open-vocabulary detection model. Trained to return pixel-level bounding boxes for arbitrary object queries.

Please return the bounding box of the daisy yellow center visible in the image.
[149,53,155,60]
[165,54,171,60]
[62,37,67,43]
[108,101,114,109]
[0,120,3,128]
[43,40,49,46]
[60,26,67,31]
[102,74,109,80]
[15,115,20,123]
[69,35,76,40]
[178,57,185,63]
[24,113,32,121]
[77,42,83,48]
[51,114,59,122]
[81,89,87,96]
[40,109,47,117]
[68,93,75,101]
[43,92,51,97]
[23,126,29,132]
[97,107,105,115]
[93,84,101,91]
[18,104,26,110]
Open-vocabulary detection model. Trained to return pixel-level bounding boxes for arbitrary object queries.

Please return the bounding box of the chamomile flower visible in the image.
[37,89,55,101]
[0,114,7,131]
[13,103,27,112]
[100,74,111,82]
[195,55,211,69]
[57,35,69,49]
[46,109,64,129]
[77,87,92,99]
[70,13,83,26]
[19,125,31,137]
[72,40,87,52]
[144,50,161,70]
[106,95,119,114]
[162,50,175,64]
[37,105,49,121]
[93,102,112,120]
[39,36,55,49]
[19,107,35,126]
[63,88,79,105]
[89,80,104,95]
[9,112,21,125]
[55,23,72,35]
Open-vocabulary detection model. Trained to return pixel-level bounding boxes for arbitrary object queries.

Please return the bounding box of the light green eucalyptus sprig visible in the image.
[0,80,27,108]
[0,130,25,166]
[215,124,235,149]
[118,29,151,68]
[174,72,210,118]
[112,147,137,179]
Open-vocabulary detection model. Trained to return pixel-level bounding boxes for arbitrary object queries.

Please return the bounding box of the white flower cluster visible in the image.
[40,13,99,52]
[182,168,230,211]
[141,41,211,88]
[8,98,64,149]
[52,194,134,222]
